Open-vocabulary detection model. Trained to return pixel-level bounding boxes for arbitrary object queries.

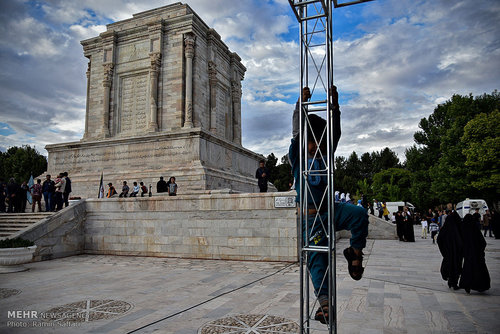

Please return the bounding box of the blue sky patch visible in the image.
[0,122,15,136]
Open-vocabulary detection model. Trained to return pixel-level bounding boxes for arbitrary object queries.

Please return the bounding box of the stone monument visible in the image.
[45,2,265,197]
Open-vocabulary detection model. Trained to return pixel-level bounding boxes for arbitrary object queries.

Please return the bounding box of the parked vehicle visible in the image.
[385,201,416,215]
[456,199,488,218]
[374,201,416,217]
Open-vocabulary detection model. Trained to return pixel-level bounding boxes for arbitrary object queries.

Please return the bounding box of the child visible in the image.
[129,182,139,197]
[421,218,428,239]
[166,177,177,196]
[140,182,148,197]
[119,181,129,198]
[106,183,117,198]
[30,179,43,212]
[429,219,439,243]
[289,86,368,325]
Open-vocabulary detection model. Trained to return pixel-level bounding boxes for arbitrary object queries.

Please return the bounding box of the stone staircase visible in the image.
[0,212,54,238]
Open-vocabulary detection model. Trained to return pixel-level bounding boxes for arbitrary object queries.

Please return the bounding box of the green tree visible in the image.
[265,153,278,173]
[430,92,499,203]
[345,152,362,180]
[334,156,347,191]
[0,145,47,183]
[461,109,500,203]
[359,152,374,181]
[405,145,438,210]
[371,147,400,172]
[405,91,500,208]
[372,168,412,202]
[273,155,293,191]
[264,153,293,191]
[356,178,372,201]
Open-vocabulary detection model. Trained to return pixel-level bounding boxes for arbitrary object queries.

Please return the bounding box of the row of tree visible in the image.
[265,91,499,212]
[0,146,47,184]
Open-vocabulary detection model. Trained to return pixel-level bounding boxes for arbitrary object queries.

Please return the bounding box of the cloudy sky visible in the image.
[0,0,499,162]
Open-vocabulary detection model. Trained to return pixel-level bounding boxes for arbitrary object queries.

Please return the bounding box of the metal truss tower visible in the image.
[288,1,374,333]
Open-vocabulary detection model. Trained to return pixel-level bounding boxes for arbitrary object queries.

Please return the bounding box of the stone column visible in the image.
[100,31,116,138]
[102,63,114,138]
[231,80,242,145]
[148,21,163,132]
[149,52,161,132]
[183,33,195,128]
[83,61,91,139]
[208,61,218,133]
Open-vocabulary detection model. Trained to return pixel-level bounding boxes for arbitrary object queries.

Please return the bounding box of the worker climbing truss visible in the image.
[287,1,374,333]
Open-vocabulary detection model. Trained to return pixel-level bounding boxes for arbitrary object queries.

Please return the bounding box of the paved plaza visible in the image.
[1,226,499,334]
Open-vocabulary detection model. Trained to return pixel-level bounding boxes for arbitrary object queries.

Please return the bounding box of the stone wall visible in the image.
[84,192,297,262]
[45,128,265,198]
[16,201,86,261]
[13,193,396,263]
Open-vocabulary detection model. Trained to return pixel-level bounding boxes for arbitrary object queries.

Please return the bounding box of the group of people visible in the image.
[42,173,72,212]
[1,179,28,213]
[418,209,449,243]
[392,207,416,242]
[334,191,357,205]
[106,176,178,198]
[437,208,492,293]
[475,208,497,238]
[419,207,500,242]
[0,173,71,213]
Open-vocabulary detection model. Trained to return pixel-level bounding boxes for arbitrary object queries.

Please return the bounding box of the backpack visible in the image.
[141,185,148,193]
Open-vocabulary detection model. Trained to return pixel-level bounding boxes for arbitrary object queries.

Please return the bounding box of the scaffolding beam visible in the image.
[288,1,374,333]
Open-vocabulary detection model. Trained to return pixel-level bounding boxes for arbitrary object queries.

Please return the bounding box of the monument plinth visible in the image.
[46,3,264,197]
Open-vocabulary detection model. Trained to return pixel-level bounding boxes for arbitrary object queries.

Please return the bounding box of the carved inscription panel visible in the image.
[119,74,149,135]
[216,86,228,138]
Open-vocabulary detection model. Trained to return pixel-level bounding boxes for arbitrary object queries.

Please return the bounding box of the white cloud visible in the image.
[0,17,70,57]
[69,24,107,40]
[0,0,498,164]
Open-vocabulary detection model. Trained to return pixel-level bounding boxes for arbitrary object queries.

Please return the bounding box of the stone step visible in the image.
[0,227,25,233]
[0,213,53,219]
[0,212,53,216]
[0,223,31,228]
[0,218,45,223]
[0,212,53,238]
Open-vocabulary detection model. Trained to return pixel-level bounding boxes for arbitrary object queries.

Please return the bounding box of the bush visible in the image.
[0,237,35,248]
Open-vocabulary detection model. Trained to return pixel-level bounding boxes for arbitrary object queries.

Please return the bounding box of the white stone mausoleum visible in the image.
[46,3,264,197]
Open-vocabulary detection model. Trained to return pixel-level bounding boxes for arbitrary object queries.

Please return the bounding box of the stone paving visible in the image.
[0,226,499,334]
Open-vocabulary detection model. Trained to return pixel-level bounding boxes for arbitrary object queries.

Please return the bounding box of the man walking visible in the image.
[255,160,270,193]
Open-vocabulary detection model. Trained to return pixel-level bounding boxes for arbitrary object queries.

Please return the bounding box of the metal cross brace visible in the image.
[287,1,375,333]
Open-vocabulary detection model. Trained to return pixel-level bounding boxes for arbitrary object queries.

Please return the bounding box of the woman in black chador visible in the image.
[437,211,463,289]
[396,211,404,241]
[459,214,490,293]
[402,209,415,242]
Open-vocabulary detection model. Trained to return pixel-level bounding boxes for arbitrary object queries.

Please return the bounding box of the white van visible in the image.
[386,201,416,215]
[456,199,488,218]
[375,201,416,216]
